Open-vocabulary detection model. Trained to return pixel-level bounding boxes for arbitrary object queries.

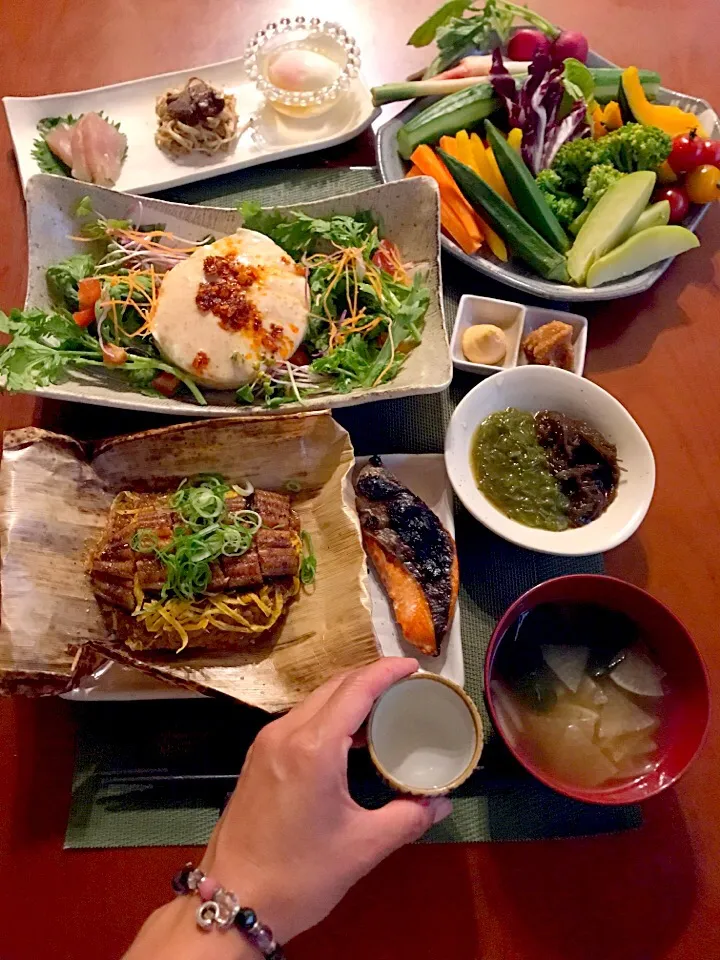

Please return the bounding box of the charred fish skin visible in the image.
[355,455,458,642]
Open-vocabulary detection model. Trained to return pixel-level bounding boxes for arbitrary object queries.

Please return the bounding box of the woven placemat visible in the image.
[65,166,641,848]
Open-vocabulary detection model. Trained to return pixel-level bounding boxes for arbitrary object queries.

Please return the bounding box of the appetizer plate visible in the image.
[376,51,719,302]
[445,366,656,556]
[4,57,378,195]
[23,173,450,416]
[63,454,465,700]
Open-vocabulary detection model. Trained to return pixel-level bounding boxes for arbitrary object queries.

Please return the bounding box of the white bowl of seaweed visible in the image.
[445,366,655,556]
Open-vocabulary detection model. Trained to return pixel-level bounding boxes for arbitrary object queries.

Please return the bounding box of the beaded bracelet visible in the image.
[172,863,286,960]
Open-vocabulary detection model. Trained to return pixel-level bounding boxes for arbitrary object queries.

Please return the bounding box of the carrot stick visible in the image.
[438,135,460,159]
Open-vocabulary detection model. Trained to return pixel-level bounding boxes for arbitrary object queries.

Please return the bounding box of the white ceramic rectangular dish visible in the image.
[451,296,587,376]
[63,454,464,700]
[20,173,450,416]
[4,56,378,195]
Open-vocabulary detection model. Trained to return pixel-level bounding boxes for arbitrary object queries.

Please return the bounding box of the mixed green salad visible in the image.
[0,200,429,407]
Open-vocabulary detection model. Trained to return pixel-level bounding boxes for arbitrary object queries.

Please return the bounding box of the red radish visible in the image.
[508,28,551,62]
[551,30,589,64]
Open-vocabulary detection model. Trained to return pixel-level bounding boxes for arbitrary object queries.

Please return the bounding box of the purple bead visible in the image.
[171,864,192,894]
[253,924,275,954]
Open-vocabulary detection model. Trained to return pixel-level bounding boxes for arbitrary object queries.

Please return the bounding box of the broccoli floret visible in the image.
[583,164,625,205]
[550,124,672,193]
[549,138,600,191]
[535,169,585,227]
[593,123,672,173]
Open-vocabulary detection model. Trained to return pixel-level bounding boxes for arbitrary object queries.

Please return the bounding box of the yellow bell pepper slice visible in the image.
[507,127,523,152]
[454,130,479,172]
[469,133,516,208]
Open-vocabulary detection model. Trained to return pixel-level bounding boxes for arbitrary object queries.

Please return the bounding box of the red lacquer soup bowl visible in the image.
[485,575,710,805]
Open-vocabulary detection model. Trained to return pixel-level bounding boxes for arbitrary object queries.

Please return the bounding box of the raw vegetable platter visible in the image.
[377,50,718,302]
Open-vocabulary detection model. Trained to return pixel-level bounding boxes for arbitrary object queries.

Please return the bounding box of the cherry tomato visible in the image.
[151,371,181,397]
[77,277,102,311]
[697,139,720,167]
[653,186,690,223]
[371,238,402,276]
[685,164,720,204]
[101,342,128,366]
[288,344,311,366]
[72,307,95,328]
[668,132,703,174]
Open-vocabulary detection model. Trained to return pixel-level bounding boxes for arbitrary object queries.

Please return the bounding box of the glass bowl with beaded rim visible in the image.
[244,16,361,119]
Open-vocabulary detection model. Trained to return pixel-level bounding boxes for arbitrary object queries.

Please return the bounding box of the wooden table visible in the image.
[1,2,718,957]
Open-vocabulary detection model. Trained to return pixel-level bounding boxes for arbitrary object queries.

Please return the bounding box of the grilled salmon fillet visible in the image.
[354,455,459,657]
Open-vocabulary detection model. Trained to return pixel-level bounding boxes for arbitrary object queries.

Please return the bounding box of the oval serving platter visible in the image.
[377,51,719,302]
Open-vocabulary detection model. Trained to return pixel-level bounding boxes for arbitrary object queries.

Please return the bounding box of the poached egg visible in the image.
[150,229,308,389]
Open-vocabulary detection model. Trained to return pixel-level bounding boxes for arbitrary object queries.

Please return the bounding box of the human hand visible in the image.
[201,657,452,943]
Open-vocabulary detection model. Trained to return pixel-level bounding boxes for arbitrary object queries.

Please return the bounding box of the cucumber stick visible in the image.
[395,69,661,157]
[485,121,570,254]
[397,84,499,158]
[439,150,570,283]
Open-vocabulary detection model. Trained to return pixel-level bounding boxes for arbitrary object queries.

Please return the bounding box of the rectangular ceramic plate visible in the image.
[3,56,378,195]
[63,453,464,700]
[22,172,450,415]
[377,51,719,302]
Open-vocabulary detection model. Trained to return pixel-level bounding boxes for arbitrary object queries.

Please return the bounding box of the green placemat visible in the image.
[65,166,641,848]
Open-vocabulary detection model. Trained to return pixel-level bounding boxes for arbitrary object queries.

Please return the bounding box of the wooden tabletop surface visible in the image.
[1,1,719,957]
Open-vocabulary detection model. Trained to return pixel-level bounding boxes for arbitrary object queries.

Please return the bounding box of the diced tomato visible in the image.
[151,371,181,397]
[77,277,102,311]
[288,344,311,366]
[101,342,128,366]
[371,239,401,275]
[72,308,96,327]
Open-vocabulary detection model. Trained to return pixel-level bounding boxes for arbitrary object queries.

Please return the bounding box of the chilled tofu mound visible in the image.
[150,230,308,389]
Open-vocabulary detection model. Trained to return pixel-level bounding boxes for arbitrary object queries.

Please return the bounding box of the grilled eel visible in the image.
[354,455,459,656]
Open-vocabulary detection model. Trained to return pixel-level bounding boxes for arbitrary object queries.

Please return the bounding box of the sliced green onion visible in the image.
[131,528,159,553]
[299,531,317,585]
[233,479,254,497]
[229,509,262,535]
[285,479,302,493]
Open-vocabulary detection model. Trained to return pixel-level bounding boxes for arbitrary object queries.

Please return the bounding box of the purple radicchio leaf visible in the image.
[520,61,565,174]
[541,98,591,169]
[489,48,523,128]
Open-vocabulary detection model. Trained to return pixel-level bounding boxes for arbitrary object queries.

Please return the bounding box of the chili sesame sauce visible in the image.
[195,255,293,359]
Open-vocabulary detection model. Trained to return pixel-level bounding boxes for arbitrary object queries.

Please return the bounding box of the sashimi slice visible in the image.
[70,116,93,183]
[541,644,589,693]
[597,682,659,740]
[44,123,75,167]
[71,112,126,186]
[610,647,666,698]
